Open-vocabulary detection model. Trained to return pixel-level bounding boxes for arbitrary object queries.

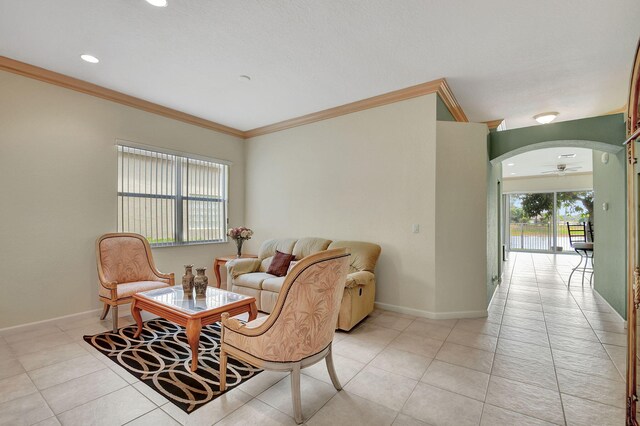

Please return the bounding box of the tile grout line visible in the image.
[489,254,574,425]
[545,253,628,410]
[535,253,568,426]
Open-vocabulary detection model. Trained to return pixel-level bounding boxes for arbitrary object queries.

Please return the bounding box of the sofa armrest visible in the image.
[345,270,375,289]
[226,258,262,279]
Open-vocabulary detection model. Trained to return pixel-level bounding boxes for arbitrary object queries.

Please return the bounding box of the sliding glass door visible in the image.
[506,190,593,253]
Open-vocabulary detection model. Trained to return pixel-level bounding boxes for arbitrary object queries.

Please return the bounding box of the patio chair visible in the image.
[566,222,593,286]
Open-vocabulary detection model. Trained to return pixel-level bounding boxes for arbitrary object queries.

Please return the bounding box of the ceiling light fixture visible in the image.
[239,75,251,81]
[145,0,167,7]
[558,153,576,159]
[510,172,517,175]
[507,163,515,166]
[534,112,559,124]
[80,54,99,64]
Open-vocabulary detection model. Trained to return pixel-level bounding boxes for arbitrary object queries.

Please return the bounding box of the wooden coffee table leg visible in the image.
[214,260,223,288]
[131,300,143,338]
[249,301,258,321]
[186,319,202,372]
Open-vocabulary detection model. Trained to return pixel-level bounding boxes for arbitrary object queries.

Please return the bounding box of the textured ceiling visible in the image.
[502,147,593,178]
[0,1,638,131]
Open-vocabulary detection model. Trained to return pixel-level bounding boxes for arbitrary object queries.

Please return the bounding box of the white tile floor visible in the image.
[0,253,628,425]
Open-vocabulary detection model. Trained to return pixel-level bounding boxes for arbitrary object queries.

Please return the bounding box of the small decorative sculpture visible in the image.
[194,267,209,296]
[182,265,195,292]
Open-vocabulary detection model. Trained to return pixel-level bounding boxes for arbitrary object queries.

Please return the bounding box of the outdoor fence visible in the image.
[509,222,573,252]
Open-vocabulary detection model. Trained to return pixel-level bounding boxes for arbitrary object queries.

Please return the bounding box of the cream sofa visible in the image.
[226,237,381,331]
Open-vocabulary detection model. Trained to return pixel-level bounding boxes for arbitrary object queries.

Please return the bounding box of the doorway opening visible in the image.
[506,190,593,253]
[501,146,594,256]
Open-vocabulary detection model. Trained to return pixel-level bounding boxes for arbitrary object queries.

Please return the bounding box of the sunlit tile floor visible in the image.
[0,253,627,425]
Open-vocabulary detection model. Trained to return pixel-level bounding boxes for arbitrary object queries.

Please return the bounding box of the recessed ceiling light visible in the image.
[534,112,559,124]
[239,75,251,81]
[507,163,515,166]
[558,153,576,159]
[80,54,99,64]
[145,0,167,6]
[510,172,517,175]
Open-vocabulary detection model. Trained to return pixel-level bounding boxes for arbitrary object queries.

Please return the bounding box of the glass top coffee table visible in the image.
[131,286,257,372]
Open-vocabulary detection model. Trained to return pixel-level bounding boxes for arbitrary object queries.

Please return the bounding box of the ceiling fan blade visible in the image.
[541,170,558,174]
[564,167,581,171]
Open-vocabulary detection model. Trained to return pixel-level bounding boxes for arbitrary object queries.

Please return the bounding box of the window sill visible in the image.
[151,240,230,249]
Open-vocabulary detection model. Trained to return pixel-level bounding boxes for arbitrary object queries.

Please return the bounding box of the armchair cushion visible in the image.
[234,272,276,290]
[227,258,262,279]
[98,280,171,299]
[345,271,376,289]
[267,251,296,277]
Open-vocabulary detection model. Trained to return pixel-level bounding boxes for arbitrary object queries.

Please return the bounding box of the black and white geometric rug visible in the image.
[84,318,261,413]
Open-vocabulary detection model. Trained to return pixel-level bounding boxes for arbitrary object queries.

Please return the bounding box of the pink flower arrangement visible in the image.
[227,226,254,241]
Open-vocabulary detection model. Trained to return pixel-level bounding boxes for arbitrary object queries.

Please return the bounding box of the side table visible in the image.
[214,254,258,288]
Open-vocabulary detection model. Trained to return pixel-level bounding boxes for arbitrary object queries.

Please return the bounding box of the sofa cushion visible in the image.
[328,241,381,273]
[262,276,287,293]
[267,251,296,277]
[287,261,298,274]
[292,237,332,260]
[258,238,297,272]
[234,272,276,290]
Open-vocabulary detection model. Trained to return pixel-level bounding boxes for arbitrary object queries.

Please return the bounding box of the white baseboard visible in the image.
[374,302,487,320]
[0,308,102,333]
[0,301,136,333]
[592,288,627,326]
[487,281,501,309]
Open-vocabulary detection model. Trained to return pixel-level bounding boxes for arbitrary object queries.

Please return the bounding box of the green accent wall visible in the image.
[593,149,627,319]
[486,113,627,318]
[490,114,626,161]
[436,95,456,122]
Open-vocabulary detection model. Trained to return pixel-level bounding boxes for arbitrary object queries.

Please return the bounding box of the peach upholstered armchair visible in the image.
[219,248,350,424]
[96,233,174,332]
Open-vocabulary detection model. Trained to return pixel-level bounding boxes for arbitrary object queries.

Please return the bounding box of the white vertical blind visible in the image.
[117,145,228,246]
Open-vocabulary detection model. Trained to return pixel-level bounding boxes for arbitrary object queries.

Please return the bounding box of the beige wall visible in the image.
[435,122,488,314]
[502,173,593,193]
[245,94,438,313]
[0,71,245,328]
[245,95,489,318]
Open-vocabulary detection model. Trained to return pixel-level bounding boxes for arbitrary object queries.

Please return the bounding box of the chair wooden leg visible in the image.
[99,303,110,320]
[325,344,342,391]
[219,349,228,391]
[112,305,119,333]
[291,363,303,424]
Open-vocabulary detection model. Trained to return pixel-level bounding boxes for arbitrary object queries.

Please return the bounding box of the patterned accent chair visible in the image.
[96,233,174,332]
[219,248,350,424]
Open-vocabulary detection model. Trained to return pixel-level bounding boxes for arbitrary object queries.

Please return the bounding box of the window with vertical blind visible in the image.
[117,144,229,246]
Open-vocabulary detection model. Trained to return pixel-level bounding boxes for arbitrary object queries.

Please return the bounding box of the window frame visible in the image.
[116,140,231,248]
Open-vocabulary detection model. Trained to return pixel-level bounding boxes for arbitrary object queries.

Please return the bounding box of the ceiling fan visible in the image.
[541,163,582,176]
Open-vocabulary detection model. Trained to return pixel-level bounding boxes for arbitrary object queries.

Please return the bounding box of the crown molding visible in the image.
[0,56,245,138]
[244,78,468,138]
[484,119,504,130]
[0,56,470,140]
